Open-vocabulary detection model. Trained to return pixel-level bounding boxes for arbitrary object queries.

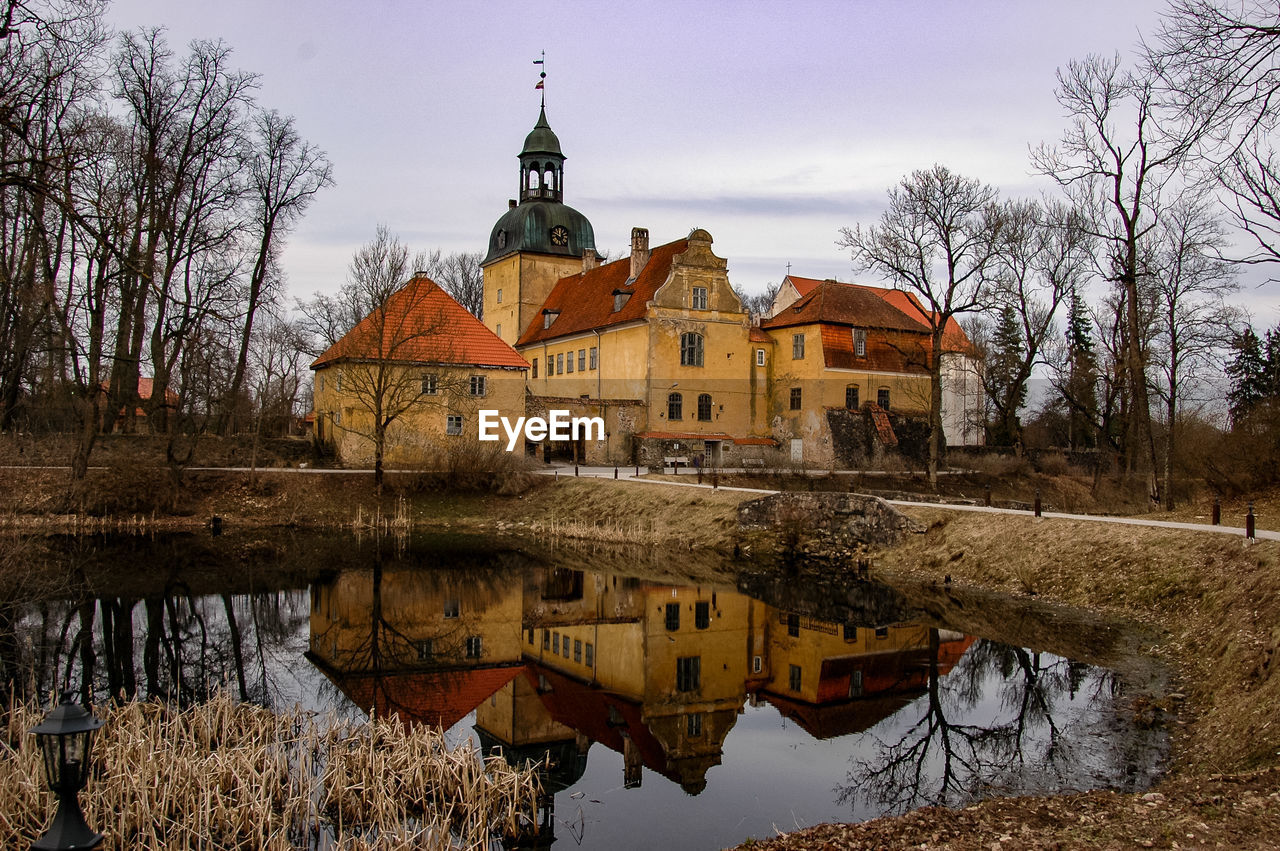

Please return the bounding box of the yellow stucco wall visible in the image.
[483,252,584,347]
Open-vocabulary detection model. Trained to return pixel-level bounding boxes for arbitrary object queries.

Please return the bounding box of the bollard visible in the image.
[1247,502,1256,540]
[555,470,558,481]
[1212,497,1221,526]
[713,470,719,490]
[614,466,618,479]
[635,465,641,477]
[698,469,703,485]
[984,485,992,508]
[575,464,579,477]
[1034,489,1042,518]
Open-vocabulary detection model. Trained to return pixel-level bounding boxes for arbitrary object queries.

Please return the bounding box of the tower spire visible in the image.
[533,51,546,108]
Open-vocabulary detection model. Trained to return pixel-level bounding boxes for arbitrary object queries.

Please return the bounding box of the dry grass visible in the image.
[0,694,541,850]
[881,508,1280,776]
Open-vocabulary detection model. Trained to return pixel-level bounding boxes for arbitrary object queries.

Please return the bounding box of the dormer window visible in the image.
[853,328,867,358]
[612,289,631,313]
[543,309,559,329]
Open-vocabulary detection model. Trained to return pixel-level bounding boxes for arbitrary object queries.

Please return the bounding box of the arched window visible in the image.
[680,332,704,367]
[544,167,555,192]
[668,392,683,421]
[697,393,712,421]
[528,169,540,190]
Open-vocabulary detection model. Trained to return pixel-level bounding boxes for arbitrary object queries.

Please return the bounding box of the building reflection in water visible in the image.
[306,558,974,843]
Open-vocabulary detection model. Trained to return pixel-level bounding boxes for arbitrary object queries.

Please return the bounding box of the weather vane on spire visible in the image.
[534,52,546,107]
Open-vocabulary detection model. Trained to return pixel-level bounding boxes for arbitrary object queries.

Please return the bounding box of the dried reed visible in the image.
[0,693,541,850]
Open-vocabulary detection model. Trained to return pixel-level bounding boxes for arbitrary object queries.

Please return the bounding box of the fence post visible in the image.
[635,464,640,477]
[1247,502,1256,540]
[1212,497,1220,526]
[984,485,992,508]
[614,466,619,479]
[1034,489,1042,518]
[575,464,579,477]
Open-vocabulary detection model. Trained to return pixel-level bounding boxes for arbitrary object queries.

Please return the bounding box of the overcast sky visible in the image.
[104,0,1279,325]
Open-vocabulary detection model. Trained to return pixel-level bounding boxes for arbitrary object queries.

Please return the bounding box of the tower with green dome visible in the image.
[482,106,600,346]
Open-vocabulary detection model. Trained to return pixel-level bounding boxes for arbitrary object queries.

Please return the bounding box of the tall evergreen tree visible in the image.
[1063,289,1098,449]
[985,304,1026,445]
[1263,323,1280,399]
[1226,326,1267,427]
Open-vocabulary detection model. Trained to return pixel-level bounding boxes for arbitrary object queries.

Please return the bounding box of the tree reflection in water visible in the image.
[841,629,1151,815]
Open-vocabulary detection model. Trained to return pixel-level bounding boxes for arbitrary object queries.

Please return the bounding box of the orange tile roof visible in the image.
[784,275,825,298]
[312,275,529,370]
[869,288,973,353]
[327,666,523,730]
[748,327,772,344]
[516,238,689,347]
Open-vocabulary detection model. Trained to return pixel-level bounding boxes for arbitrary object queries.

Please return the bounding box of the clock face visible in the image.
[550,225,569,246]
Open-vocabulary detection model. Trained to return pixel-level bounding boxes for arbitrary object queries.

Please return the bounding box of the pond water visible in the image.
[1,532,1166,850]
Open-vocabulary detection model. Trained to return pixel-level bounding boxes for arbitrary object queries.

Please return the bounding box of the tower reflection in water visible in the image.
[306,559,972,845]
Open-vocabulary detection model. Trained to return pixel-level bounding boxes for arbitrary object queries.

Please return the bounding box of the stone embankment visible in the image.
[736,491,924,551]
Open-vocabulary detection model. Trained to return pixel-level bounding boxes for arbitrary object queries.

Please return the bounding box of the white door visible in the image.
[790,438,803,463]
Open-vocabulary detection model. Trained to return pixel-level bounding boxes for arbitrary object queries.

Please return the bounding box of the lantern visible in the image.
[29,690,104,850]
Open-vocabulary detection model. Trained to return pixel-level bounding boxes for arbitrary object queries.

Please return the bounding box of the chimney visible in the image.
[508,199,518,209]
[629,227,650,280]
[582,250,599,273]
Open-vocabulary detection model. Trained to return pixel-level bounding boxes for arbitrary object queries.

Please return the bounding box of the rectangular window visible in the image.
[680,332,704,367]
[691,286,708,309]
[846,385,859,410]
[787,613,800,637]
[532,358,538,379]
[695,601,710,630]
[496,323,502,338]
[676,656,701,692]
[527,628,535,645]
[687,713,703,737]
[843,624,858,642]
[566,351,574,373]
[553,632,560,654]
[497,288,503,304]
[543,630,550,650]
[792,333,805,359]
[854,328,867,357]
[421,374,437,395]
[756,348,765,366]
[573,639,582,662]
[789,664,802,691]
[752,655,763,674]
[470,375,486,396]
[561,637,569,658]
[585,642,594,667]
[849,670,864,697]
[557,353,564,374]
[443,598,460,619]
[415,639,432,661]
[465,635,482,659]
[589,347,598,369]
[446,415,462,435]
[877,388,890,410]
[875,626,889,639]
[578,349,586,371]
[790,387,802,411]
[665,602,680,631]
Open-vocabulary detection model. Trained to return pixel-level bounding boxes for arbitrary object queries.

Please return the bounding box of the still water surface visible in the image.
[2,532,1165,849]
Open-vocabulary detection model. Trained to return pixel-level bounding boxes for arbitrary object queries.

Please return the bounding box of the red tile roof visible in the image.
[327,665,523,730]
[870,289,973,353]
[515,238,689,347]
[784,275,825,298]
[748,327,772,344]
[763,280,927,335]
[312,275,529,370]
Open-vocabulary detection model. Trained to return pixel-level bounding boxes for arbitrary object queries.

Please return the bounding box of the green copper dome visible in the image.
[521,106,562,156]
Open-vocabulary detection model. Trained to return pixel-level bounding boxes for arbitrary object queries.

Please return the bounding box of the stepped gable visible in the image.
[312,275,528,370]
[516,237,689,346]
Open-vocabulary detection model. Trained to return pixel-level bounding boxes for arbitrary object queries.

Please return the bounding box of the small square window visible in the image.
[443,598,460,618]
[843,624,858,642]
[421,374,437,395]
[756,348,765,366]
[589,347,598,369]
[578,349,586,371]
[790,387,802,411]
[789,664,802,691]
[446,415,462,435]
[875,626,889,639]
[691,286,708,309]
[465,635,482,659]
[792,333,805,359]
[470,375,486,396]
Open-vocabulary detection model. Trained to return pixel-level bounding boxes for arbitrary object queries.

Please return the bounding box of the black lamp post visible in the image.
[29,690,105,850]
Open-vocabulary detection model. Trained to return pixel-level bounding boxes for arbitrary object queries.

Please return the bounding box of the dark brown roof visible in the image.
[516,238,689,347]
[761,280,926,334]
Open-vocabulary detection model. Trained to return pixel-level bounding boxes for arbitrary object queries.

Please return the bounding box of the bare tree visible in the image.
[838,165,1002,483]
[222,108,333,434]
[317,226,459,494]
[1148,191,1239,508]
[1032,54,1190,506]
[418,249,483,319]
